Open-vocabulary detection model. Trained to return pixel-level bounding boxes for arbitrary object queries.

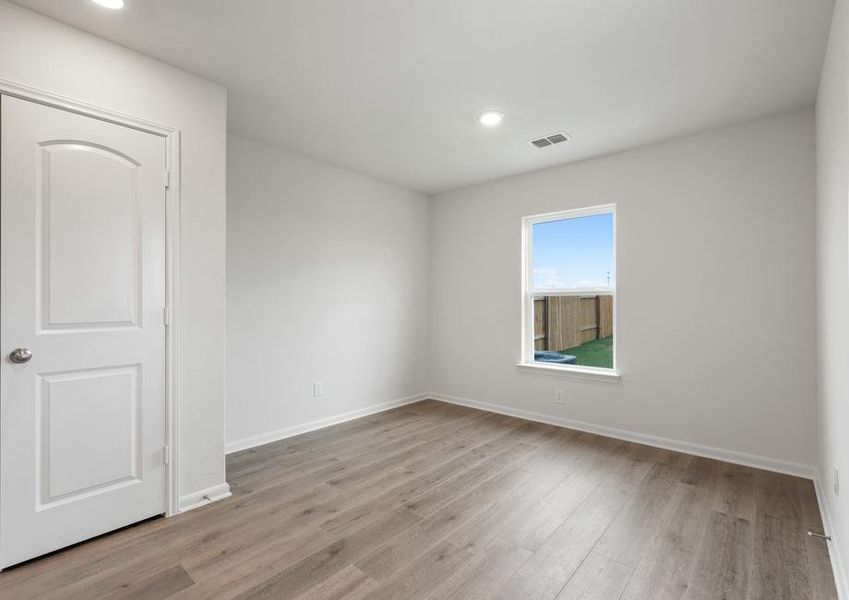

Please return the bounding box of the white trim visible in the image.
[178,483,231,513]
[225,392,430,454]
[0,79,177,136]
[516,362,621,382]
[0,77,183,518]
[532,288,615,297]
[429,392,817,480]
[523,203,617,225]
[163,130,181,517]
[814,473,848,600]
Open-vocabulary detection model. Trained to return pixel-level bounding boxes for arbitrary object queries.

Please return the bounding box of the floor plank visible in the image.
[684,511,753,600]
[100,565,195,600]
[555,551,633,600]
[291,565,379,600]
[593,461,684,567]
[498,477,642,600]
[429,537,532,600]
[618,479,716,599]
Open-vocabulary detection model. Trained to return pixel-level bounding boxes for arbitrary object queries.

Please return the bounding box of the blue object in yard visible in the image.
[534,351,577,364]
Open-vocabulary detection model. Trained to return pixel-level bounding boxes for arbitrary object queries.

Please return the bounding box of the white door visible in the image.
[0,95,167,568]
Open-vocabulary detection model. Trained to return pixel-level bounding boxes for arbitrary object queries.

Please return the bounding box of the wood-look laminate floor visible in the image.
[0,400,838,599]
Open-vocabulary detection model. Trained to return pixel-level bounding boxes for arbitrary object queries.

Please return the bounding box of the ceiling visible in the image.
[12,0,835,194]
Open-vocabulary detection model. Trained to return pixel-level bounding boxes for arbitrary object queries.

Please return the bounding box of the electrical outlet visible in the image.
[835,467,840,497]
[313,381,325,398]
[554,389,565,405]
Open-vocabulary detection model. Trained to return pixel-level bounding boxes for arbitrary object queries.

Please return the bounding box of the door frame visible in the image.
[0,78,182,518]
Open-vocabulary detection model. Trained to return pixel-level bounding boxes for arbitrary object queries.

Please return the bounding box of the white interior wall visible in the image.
[225,134,430,451]
[0,1,229,506]
[429,110,818,474]
[815,0,849,594]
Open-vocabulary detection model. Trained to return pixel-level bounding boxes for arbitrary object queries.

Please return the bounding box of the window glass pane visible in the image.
[532,213,614,290]
[533,294,614,369]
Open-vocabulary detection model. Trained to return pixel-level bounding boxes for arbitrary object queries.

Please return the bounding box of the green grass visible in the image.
[557,335,613,369]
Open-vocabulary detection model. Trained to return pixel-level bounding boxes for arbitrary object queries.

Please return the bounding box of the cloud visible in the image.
[533,268,611,289]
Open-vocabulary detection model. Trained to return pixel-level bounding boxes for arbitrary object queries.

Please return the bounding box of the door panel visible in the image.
[38,142,141,330]
[1,95,167,569]
[39,365,140,505]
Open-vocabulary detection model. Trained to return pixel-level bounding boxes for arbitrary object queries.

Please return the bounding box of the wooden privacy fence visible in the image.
[534,295,613,352]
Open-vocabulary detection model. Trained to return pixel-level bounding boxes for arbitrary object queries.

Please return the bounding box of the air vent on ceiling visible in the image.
[530,131,571,148]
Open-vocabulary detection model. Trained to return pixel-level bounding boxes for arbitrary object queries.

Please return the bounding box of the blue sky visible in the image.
[533,213,614,289]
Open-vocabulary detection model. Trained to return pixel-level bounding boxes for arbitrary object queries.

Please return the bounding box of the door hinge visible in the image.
[164,169,171,190]
[163,445,170,465]
[163,306,170,326]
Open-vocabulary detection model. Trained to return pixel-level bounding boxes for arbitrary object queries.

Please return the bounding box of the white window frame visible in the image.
[518,203,620,381]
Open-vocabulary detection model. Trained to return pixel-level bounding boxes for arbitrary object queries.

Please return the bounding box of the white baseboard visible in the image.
[429,392,817,480]
[224,392,430,455]
[178,482,232,513]
[814,473,848,600]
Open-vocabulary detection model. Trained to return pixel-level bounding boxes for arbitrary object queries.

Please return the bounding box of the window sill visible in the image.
[515,362,621,383]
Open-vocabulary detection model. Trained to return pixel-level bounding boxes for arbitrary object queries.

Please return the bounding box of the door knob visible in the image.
[9,348,32,364]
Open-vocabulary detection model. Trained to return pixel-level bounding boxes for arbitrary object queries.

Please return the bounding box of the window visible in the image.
[521,205,617,376]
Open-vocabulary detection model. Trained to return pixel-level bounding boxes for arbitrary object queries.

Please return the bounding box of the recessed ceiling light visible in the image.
[92,0,124,9]
[478,111,505,127]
